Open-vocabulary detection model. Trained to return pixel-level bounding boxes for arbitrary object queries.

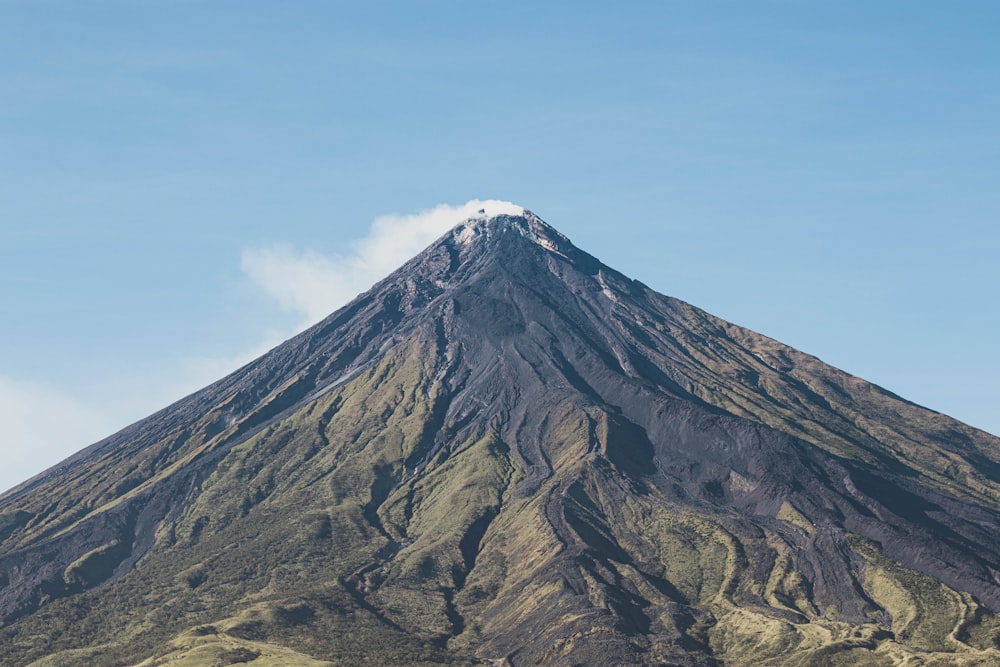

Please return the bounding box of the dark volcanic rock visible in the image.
[2,210,1000,665]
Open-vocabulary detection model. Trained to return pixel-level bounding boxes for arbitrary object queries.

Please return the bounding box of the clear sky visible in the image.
[1,1,997,492]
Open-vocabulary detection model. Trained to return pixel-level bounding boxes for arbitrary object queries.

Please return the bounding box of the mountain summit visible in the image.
[3,210,1000,665]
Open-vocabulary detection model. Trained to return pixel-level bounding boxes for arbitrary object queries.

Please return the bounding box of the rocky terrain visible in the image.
[3,210,1000,665]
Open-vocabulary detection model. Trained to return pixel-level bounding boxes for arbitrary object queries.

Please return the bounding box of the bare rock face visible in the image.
[3,210,1000,666]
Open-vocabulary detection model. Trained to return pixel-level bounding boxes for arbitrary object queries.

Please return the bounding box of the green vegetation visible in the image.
[848,534,966,649]
[5,220,1000,666]
[63,539,128,592]
[7,333,1000,665]
[0,332,470,666]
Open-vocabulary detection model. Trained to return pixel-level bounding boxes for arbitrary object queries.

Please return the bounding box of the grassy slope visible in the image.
[5,318,1000,666]
[4,333,466,666]
[4,218,1000,665]
[658,296,1000,506]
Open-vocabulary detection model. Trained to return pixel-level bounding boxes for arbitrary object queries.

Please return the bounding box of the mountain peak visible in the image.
[449,206,575,259]
[4,205,1000,666]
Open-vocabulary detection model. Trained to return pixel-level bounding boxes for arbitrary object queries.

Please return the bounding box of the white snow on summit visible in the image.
[450,202,573,261]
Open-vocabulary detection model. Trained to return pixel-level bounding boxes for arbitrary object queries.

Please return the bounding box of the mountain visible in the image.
[3,209,1000,666]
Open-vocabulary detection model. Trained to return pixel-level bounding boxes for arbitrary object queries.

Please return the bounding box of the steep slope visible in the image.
[2,210,1000,666]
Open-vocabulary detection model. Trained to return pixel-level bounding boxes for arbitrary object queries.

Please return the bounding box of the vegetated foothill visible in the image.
[2,210,1000,666]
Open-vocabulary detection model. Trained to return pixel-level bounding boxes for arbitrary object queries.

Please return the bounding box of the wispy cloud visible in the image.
[0,344,289,494]
[241,199,523,325]
[0,201,526,493]
[0,376,117,494]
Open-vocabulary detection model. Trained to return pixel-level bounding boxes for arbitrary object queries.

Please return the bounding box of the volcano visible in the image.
[3,209,1000,666]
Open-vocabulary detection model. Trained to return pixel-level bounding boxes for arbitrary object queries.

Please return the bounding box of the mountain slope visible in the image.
[3,210,1000,666]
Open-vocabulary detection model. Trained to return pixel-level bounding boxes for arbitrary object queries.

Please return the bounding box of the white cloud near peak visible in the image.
[0,201,526,493]
[241,199,523,325]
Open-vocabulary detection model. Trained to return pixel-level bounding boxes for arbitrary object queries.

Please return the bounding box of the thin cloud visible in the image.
[241,199,523,325]
[0,376,116,494]
[0,340,292,494]
[177,328,290,390]
[0,201,526,493]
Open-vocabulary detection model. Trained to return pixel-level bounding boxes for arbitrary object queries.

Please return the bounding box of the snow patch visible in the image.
[452,206,574,264]
[596,271,620,305]
[451,200,529,246]
[535,236,563,254]
[453,224,478,245]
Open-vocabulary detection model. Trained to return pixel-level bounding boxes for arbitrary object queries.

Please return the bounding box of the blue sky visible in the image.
[1,1,997,491]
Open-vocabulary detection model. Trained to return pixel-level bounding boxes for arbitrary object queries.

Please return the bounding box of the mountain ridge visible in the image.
[2,209,1000,665]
